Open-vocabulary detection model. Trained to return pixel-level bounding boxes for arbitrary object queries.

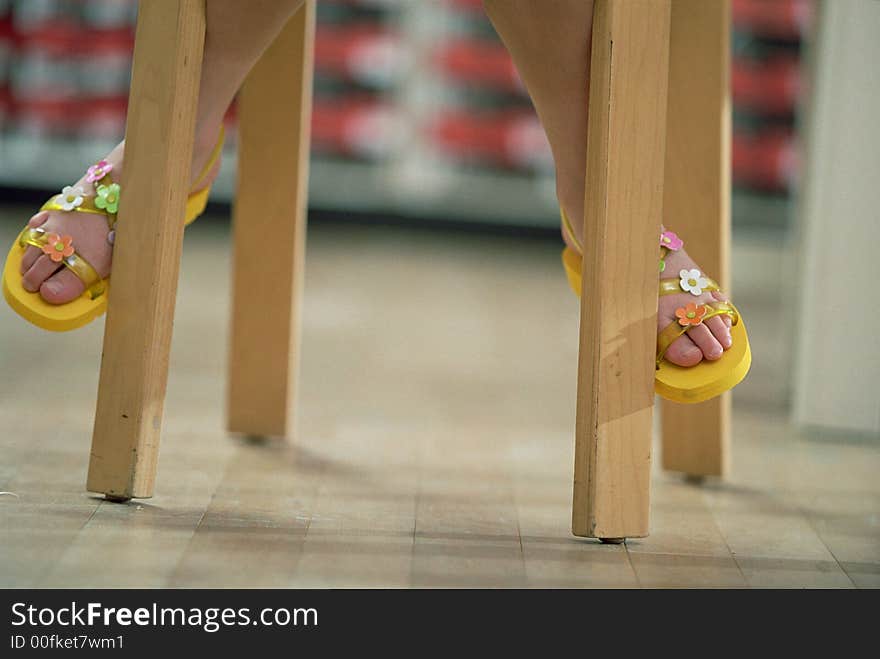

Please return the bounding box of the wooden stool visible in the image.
[85,0,731,543]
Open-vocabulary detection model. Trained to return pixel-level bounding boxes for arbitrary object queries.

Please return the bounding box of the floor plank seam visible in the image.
[622,543,644,589]
[703,491,751,588]
[165,490,216,588]
[513,486,526,587]
[407,477,421,588]
[37,496,105,588]
[802,506,858,589]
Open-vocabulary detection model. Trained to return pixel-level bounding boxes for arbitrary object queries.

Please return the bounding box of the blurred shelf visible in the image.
[0,133,792,232]
[0,134,561,228]
[732,188,791,231]
[1,0,804,236]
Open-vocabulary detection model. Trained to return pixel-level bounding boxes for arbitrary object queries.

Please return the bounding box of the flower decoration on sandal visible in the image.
[675,302,707,327]
[679,268,708,296]
[86,160,113,184]
[94,183,121,214]
[57,185,85,212]
[660,230,683,251]
[41,233,75,263]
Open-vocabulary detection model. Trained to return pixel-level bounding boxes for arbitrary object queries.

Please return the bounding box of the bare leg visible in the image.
[483,0,593,249]
[484,0,733,366]
[194,0,305,147]
[18,0,304,304]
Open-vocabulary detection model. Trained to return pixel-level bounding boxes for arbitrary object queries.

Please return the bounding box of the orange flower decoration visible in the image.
[41,233,75,263]
[675,302,707,327]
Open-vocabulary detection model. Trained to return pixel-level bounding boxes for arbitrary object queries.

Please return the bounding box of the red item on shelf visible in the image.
[732,0,813,40]
[434,39,523,94]
[0,86,10,129]
[314,24,405,87]
[10,0,76,34]
[732,130,798,192]
[311,98,404,159]
[732,55,803,115]
[430,110,551,171]
[13,21,79,57]
[11,96,80,137]
[78,28,135,96]
[10,23,81,100]
[0,14,14,41]
[76,95,127,139]
[0,16,14,81]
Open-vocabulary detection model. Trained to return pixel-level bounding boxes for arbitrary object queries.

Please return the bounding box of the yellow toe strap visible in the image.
[659,276,721,296]
[18,227,105,299]
[191,125,225,191]
[560,208,584,253]
[656,301,739,366]
[40,170,118,227]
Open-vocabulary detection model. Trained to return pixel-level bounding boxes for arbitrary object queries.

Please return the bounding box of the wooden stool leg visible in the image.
[572,0,672,541]
[660,0,732,479]
[226,2,315,439]
[87,0,206,500]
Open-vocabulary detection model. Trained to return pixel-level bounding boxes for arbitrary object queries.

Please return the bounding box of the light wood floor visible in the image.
[1,210,877,588]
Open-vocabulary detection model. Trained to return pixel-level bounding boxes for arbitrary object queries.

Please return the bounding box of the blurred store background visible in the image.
[0,0,810,229]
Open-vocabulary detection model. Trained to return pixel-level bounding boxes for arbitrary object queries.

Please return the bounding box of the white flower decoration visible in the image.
[679,268,708,296]
[58,185,85,211]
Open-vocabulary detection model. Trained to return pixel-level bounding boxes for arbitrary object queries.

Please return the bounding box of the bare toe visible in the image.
[20,213,52,273]
[710,291,732,325]
[706,315,732,349]
[22,254,62,293]
[28,211,50,228]
[40,268,86,305]
[686,323,724,361]
[664,334,703,367]
[20,246,43,274]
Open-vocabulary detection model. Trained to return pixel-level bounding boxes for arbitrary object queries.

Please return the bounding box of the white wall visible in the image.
[793,0,880,435]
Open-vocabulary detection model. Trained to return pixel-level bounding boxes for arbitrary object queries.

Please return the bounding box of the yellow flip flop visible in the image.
[560,210,751,404]
[3,127,224,333]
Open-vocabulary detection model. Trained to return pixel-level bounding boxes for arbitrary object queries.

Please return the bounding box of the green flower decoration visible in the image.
[95,183,121,214]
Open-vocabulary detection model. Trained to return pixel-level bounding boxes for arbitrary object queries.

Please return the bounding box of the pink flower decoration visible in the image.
[86,160,113,183]
[660,230,683,251]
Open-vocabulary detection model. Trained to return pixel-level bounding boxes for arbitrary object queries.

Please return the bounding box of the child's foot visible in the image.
[18,124,224,305]
[561,220,733,368]
[656,235,732,367]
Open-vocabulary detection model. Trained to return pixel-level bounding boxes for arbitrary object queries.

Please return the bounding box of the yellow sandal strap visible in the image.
[40,168,121,227]
[560,208,583,253]
[656,301,739,366]
[191,125,225,191]
[40,195,109,218]
[18,227,106,299]
[659,276,721,296]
